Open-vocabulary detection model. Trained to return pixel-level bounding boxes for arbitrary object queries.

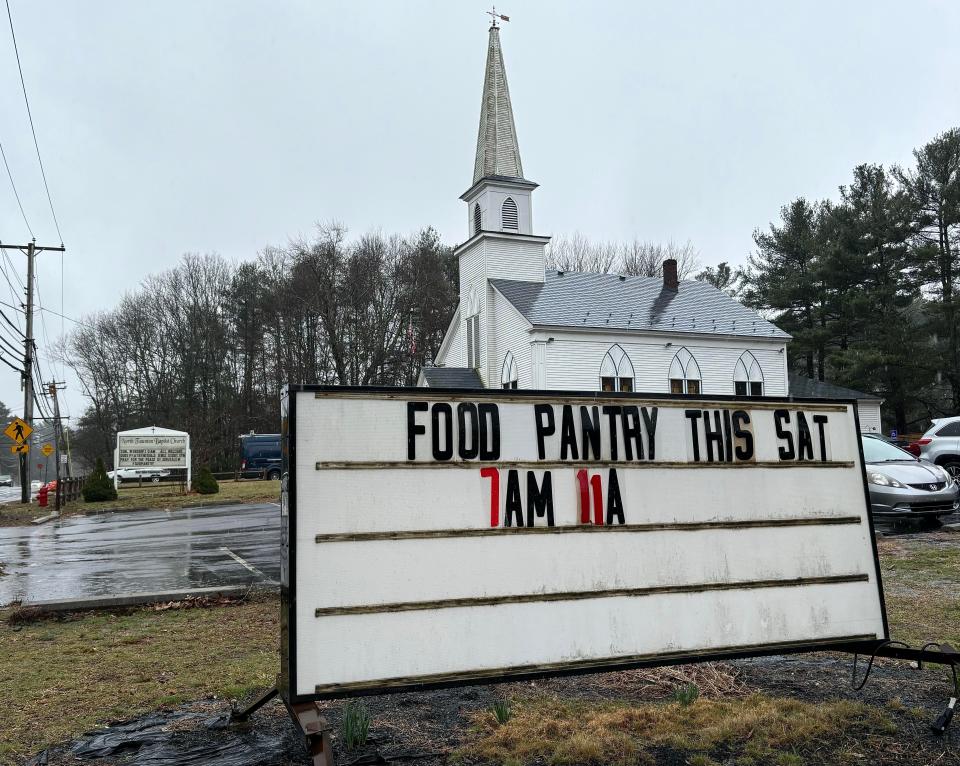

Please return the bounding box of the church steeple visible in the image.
[473,24,524,183]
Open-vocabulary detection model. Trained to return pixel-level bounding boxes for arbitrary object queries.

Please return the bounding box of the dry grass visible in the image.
[596,662,749,699]
[0,594,279,765]
[879,532,960,647]
[455,693,896,766]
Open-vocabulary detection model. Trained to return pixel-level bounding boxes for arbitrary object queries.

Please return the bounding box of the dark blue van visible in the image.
[239,433,281,480]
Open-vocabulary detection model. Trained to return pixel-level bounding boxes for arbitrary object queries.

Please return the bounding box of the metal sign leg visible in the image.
[231,686,335,765]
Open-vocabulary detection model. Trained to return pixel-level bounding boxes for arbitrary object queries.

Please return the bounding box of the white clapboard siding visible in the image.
[856,402,882,434]
[491,287,532,388]
[545,336,788,395]
[484,238,546,283]
[437,314,464,368]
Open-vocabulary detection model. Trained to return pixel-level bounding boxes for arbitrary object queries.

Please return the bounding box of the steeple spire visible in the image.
[472,24,524,184]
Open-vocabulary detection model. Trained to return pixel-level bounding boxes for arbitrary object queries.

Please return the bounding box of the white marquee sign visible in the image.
[280,387,887,702]
[114,426,191,487]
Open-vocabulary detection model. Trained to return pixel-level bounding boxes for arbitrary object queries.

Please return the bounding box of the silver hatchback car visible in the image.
[862,434,959,523]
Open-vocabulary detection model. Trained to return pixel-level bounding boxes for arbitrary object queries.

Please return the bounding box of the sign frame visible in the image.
[279,384,890,705]
[113,428,191,489]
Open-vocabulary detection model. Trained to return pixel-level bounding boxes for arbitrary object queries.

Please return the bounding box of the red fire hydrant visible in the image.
[38,484,48,507]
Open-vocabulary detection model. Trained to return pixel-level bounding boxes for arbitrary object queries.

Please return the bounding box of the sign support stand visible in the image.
[231,687,334,765]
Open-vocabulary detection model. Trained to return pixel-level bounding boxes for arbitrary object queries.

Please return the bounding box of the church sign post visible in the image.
[278,385,890,710]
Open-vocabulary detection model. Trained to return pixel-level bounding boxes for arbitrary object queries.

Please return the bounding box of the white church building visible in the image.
[419,22,882,433]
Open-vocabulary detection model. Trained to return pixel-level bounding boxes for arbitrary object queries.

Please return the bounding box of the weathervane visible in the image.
[486,5,510,28]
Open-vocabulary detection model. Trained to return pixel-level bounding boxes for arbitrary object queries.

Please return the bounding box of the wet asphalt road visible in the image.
[0,503,280,606]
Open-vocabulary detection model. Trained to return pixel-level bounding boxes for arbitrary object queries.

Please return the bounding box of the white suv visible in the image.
[917,417,960,479]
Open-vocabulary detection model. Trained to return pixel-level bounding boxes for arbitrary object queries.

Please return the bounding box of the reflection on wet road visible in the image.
[0,503,280,605]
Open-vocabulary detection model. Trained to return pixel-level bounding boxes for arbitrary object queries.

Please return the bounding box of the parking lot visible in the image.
[0,502,279,605]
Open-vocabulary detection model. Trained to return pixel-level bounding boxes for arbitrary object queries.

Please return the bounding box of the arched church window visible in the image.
[473,203,482,235]
[501,197,519,230]
[465,287,480,369]
[501,351,518,389]
[668,347,701,394]
[734,351,764,396]
[599,344,635,392]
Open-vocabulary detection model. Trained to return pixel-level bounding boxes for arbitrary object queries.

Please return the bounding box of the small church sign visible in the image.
[280,385,886,702]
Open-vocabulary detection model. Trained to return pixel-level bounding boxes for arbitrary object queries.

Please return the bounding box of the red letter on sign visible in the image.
[577,469,605,525]
[577,469,590,523]
[481,467,500,527]
[590,473,604,525]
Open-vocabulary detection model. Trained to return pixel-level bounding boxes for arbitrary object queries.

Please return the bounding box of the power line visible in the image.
[5,0,63,243]
[0,139,32,237]
[0,353,22,375]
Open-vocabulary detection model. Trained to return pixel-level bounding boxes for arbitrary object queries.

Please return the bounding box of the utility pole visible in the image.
[48,382,64,512]
[0,239,66,503]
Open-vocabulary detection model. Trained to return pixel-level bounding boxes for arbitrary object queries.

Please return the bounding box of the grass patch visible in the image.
[879,535,960,647]
[456,693,896,765]
[0,594,279,764]
[70,479,278,515]
[341,700,372,750]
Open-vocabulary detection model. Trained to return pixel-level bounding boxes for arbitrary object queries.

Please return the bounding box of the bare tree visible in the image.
[547,233,702,279]
[620,240,701,279]
[546,232,619,274]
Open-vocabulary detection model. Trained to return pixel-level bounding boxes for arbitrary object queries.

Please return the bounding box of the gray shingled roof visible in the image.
[789,374,881,401]
[421,367,484,388]
[473,26,524,184]
[490,271,791,339]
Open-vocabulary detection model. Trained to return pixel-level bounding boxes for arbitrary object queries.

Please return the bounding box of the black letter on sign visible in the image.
[641,406,658,460]
[796,411,814,460]
[703,410,724,462]
[774,409,794,460]
[432,403,453,461]
[526,471,554,527]
[560,405,579,460]
[478,403,500,460]
[457,402,479,460]
[685,409,702,461]
[602,405,621,460]
[723,409,733,462]
[813,414,829,462]
[732,410,754,461]
[407,402,428,460]
[534,404,555,460]
[505,469,524,527]
[621,406,644,460]
[606,469,625,525]
[580,406,601,460]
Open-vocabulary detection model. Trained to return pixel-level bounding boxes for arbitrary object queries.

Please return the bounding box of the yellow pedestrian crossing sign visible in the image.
[41,444,54,457]
[4,417,31,443]
[10,443,28,454]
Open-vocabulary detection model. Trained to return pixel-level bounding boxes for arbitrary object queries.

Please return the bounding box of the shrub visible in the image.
[341,701,371,749]
[192,466,219,495]
[82,457,118,502]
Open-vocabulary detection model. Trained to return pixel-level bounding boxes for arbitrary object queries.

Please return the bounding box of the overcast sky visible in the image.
[0,0,958,419]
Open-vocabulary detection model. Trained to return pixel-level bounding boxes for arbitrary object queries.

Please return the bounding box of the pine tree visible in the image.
[82,457,118,502]
[192,466,219,495]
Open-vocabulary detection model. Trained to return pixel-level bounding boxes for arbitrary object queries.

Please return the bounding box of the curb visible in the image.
[19,582,279,613]
[30,511,60,525]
